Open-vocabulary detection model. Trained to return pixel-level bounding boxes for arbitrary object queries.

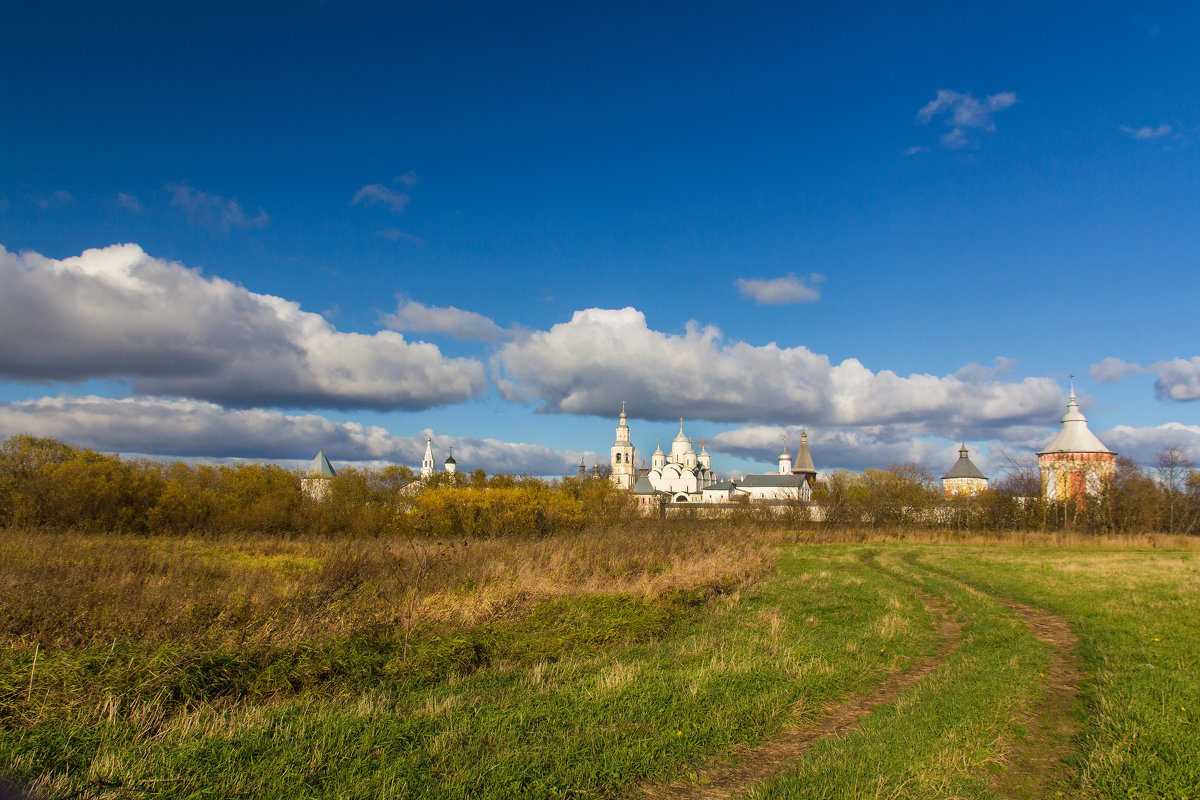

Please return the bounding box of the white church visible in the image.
[607,406,819,508]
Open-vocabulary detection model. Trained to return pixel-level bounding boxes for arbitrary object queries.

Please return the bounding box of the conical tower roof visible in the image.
[307,449,337,478]
[793,430,816,475]
[1038,384,1115,456]
[943,443,986,480]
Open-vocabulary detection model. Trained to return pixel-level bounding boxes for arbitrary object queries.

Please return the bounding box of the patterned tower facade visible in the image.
[610,402,636,489]
[1038,383,1116,504]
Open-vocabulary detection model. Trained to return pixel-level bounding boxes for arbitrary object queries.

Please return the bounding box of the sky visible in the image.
[2,1,1199,479]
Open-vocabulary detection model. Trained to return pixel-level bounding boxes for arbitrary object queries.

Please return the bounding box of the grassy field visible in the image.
[1,527,1198,799]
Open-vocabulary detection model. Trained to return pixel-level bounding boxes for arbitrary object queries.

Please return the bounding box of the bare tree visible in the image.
[1157,446,1197,534]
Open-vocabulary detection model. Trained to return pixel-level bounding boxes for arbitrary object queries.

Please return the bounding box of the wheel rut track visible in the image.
[990,600,1083,799]
[903,556,1084,799]
[639,588,963,800]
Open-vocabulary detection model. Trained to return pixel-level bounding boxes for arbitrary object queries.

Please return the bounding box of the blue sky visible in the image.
[2,1,1198,478]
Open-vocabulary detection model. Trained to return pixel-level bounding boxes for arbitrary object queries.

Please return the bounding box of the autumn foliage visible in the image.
[0,435,637,537]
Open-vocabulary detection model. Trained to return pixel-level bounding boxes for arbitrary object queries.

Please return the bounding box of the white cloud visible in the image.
[383,298,509,342]
[492,307,1062,431]
[954,357,1017,382]
[1121,124,1173,140]
[902,145,930,156]
[1091,356,1200,401]
[352,183,410,213]
[917,89,1018,149]
[1090,357,1145,383]
[735,273,824,305]
[1152,357,1200,401]
[1101,422,1200,464]
[0,243,486,410]
[167,183,270,231]
[0,395,587,474]
[395,171,419,188]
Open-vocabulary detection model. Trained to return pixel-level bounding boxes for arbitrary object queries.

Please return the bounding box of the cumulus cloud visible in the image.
[705,421,1057,475]
[1121,124,1173,140]
[735,273,824,305]
[954,356,1017,382]
[383,298,509,342]
[902,145,930,156]
[492,308,1062,431]
[1152,357,1200,401]
[0,244,486,410]
[1092,356,1200,401]
[1090,357,1145,383]
[917,89,1018,149]
[167,183,269,231]
[0,395,588,474]
[1101,422,1200,464]
[352,184,410,213]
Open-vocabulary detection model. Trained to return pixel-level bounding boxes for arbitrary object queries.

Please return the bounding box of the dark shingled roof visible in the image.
[943,444,986,480]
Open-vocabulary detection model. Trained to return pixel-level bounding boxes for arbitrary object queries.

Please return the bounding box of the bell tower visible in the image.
[610,402,636,489]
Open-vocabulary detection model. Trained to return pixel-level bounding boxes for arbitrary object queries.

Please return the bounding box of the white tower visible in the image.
[651,439,666,470]
[610,402,636,489]
[444,447,457,475]
[420,436,436,479]
[778,437,792,475]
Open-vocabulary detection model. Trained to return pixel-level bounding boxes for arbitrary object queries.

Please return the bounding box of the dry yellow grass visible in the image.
[0,523,788,650]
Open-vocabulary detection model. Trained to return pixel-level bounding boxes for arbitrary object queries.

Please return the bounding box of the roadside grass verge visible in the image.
[922,545,1200,799]
[0,534,937,799]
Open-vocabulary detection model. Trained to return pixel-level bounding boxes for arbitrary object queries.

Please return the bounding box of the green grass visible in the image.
[1,547,935,799]
[749,548,1052,799]
[925,546,1200,799]
[3,533,1200,799]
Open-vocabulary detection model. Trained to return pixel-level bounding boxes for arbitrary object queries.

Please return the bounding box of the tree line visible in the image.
[816,449,1200,535]
[0,435,634,537]
[1,435,1197,536]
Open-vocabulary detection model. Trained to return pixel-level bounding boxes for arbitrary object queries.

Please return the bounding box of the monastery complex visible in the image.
[603,378,1117,510]
[303,380,1117,509]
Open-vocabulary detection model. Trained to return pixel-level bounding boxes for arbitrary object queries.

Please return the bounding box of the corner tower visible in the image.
[942,443,988,497]
[1037,379,1116,504]
[610,402,636,489]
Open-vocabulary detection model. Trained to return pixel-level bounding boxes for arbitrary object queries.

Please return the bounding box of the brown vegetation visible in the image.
[0,524,784,650]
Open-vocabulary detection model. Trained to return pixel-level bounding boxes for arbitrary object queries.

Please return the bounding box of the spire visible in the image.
[779,435,790,459]
[653,438,663,455]
[420,436,435,478]
[793,429,816,476]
